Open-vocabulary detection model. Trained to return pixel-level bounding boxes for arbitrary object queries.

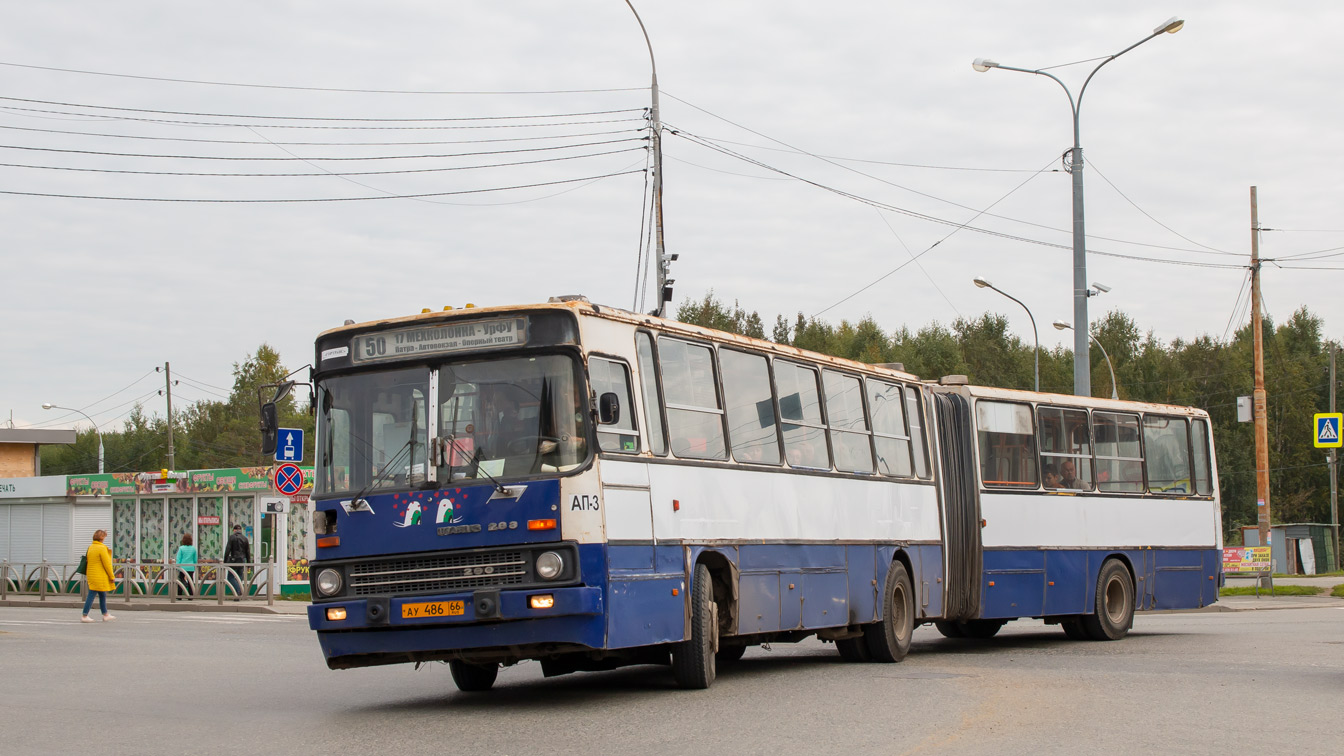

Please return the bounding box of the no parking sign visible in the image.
[272,463,305,495]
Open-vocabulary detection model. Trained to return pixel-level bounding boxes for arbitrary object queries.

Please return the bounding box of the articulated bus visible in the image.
[300,298,1221,690]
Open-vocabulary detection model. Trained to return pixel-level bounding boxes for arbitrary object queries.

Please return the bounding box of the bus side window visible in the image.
[590,357,640,454]
[1094,411,1144,493]
[1191,418,1213,495]
[867,379,912,477]
[976,400,1039,487]
[907,386,931,479]
[1037,406,1093,491]
[721,349,782,465]
[1143,415,1191,494]
[658,338,727,460]
[823,370,875,474]
[774,361,829,470]
[635,332,667,456]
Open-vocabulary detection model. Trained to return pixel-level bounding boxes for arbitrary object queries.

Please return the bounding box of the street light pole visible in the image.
[1054,320,1118,399]
[624,0,674,317]
[974,276,1039,391]
[973,17,1183,397]
[41,403,104,473]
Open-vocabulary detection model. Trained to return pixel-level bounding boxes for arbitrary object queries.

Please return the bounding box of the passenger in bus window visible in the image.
[1059,459,1081,489]
[1043,463,1061,488]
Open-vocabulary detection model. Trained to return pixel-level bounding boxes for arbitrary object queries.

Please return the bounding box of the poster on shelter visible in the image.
[1222,546,1271,574]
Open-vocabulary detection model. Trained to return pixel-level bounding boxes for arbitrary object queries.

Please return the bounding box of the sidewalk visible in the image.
[0,595,309,615]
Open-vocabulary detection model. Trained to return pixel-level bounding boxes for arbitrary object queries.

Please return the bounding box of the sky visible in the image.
[4,1,1342,436]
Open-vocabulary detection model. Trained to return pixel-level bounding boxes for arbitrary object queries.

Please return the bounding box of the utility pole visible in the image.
[159,361,176,471]
[624,0,674,318]
[1250,187,1273,577]
[1331,344,1339,571]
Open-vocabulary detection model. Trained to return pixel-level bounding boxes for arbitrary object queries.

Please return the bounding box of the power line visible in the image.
[0,168,646,203]
[0,104,647,131]
[0,121,644,148]
[0,95,645,123]
[0,144,644,178]
[0,60,644,95]
[0,135,644,162]
[1087,159,1240,256]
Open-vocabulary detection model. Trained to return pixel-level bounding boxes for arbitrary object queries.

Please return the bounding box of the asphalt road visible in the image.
[2,605,1341,756]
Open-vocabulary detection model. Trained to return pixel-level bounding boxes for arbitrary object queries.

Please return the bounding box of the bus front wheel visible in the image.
[671,563,718,689]
[863,561,914,663]
[1082,559,1134,641]
[449,660,499,692]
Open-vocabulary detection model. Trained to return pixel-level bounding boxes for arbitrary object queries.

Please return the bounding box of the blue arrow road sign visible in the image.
[275,428,304,462]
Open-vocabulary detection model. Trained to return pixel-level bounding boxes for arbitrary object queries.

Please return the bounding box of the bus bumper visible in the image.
[307,586,606,665]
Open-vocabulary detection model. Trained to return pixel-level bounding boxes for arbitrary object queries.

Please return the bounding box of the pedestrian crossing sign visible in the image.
[1314,412,1343,448]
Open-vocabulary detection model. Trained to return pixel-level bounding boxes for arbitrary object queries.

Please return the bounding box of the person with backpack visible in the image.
[224,524,251,597]
[80,530,116,623]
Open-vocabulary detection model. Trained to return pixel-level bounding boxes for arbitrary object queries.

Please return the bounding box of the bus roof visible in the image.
[317,298,925,383]
[933,383,1211,419]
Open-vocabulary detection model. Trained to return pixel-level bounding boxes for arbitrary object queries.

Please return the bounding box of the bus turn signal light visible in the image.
[529,595,555,609]
[527,519,557,531]
[326,607,348,621]
[317,536,340,548]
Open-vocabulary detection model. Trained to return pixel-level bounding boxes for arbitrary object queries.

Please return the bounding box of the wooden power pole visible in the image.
[1250,187,1273,571]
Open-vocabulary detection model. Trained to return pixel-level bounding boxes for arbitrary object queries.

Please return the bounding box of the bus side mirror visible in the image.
[598,393,620,425]
[260,402,279,454]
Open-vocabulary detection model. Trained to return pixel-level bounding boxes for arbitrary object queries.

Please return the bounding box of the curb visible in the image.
[0,598,308,615]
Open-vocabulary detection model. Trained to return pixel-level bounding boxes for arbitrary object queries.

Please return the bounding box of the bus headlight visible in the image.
[315,568,343,597]
[535,552,564,580]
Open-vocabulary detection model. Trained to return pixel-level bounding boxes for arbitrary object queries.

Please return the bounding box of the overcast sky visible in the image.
[5,1,1341,436]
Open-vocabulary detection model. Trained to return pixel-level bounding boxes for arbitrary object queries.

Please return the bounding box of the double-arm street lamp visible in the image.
[42,403,104,473]
[974,276,1038,392]
[972,16,1183,397]
[1054,320,1119,400]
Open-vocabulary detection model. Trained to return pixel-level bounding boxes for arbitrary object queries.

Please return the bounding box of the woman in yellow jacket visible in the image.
[81,530,116,623]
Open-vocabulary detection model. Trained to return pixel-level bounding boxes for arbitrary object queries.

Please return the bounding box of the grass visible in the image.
[1220,584,1324,597]
[277,591,311,602]
[1333,584,1344,598]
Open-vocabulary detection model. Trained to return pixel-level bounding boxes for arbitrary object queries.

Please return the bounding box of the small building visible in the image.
[0,428,77,477]
[0,466,314,591]
[1241,523,1339,575]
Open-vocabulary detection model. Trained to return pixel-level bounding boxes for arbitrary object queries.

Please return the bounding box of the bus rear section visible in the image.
[929,384,1222,640]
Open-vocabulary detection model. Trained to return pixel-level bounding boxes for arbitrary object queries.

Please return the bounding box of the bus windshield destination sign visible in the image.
[351,317,528,363]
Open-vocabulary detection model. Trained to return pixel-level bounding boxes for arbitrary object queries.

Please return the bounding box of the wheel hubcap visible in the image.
[1104,577,1126,623]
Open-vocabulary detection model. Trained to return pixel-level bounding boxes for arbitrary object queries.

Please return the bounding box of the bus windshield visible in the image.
[317,366,430,496]
[316,353,588,496]
[439,354,588,484]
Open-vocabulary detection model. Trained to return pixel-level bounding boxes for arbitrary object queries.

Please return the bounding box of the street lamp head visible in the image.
[1053,320,1073,331]
[1155,17,1184,34]
[971,58,999,73]
[973,276,993,289]
[41,403,55,410]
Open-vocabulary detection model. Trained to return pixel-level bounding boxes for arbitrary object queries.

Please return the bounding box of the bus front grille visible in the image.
[348,550,528,596]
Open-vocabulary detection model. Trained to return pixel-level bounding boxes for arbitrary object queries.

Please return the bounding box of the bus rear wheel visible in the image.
[1060,617,1089,640]
[863,561,914,663]
[1082,559,1134,641]
[671,563,718,689]
[835,636,872,662]
[449,660,499,692]
[934,621,965,639]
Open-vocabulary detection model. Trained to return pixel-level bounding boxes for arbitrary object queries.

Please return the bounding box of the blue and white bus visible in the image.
[299,298,1221,690]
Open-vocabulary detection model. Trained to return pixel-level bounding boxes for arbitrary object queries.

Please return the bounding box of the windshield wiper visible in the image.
[443,434,507,495]
[348,405,421,506]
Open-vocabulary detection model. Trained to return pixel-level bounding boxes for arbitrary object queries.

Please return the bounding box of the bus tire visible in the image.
[934,621,965,639]
[671,563,718,689]
[449,660,499,692]
[835,636,872,662]
[1082,559,1134,641]
[863,561,914,663]
[1061,617,1089,640]
[716,643,746,666]
[959,619,1006,639]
